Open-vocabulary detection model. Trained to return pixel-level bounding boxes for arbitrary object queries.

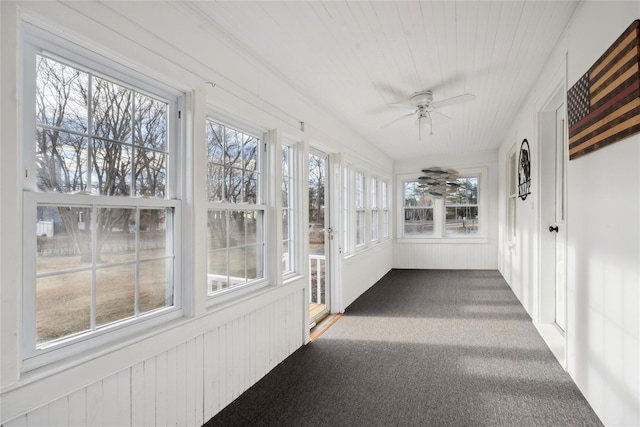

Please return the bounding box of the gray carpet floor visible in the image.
[204,269,603,426]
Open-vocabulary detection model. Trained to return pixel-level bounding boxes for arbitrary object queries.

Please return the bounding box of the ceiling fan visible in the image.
[382,90,475,140]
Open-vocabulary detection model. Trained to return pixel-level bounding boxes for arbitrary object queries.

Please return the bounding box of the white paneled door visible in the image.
[553,105,567,332]
[539,89,568,335]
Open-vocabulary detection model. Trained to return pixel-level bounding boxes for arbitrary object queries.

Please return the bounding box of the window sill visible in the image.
[283,273,305,285]
[206,279,272,309]
[9,279,304,399]
[16,307,185,385]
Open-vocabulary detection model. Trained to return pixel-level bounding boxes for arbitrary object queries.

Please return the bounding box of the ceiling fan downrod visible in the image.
[418,110,433,141]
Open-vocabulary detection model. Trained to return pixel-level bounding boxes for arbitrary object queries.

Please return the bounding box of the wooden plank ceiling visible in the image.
[185,1,579,159]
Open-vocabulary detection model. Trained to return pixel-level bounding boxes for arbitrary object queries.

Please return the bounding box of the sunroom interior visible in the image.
[1,1,639,426]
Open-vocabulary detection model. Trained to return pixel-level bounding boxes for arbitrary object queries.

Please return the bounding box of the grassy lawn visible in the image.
[36,251,169,344]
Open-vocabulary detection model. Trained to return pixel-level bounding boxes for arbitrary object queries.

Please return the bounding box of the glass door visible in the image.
[308,150,330,325]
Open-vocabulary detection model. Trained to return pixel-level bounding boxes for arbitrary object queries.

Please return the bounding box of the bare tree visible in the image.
[308,154,325,225]
[35,55,168,262]
[205,121,259,246]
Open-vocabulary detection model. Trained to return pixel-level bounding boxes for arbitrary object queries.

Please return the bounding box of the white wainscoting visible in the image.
[2,284,304,427]
[342,240,393,309]
[393,240,498,270]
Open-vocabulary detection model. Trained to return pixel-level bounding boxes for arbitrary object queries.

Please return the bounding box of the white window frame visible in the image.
[21,26,184,369]
[381,179,390,239]
[204,115,267,298]
[343,163,352,256]
[396,167,488,243]
[354,170,366,248]
[444,174,480,236]
[401,179,436,238]
[281,141,297,277]
[370,176,379,243]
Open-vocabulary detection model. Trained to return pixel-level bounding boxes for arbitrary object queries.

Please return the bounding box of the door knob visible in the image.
[549,225,559,233]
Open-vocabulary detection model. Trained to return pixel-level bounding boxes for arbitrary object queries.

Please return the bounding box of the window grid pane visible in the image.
[35,204,174,345]
[356,210,366,246]
[205,119,260,204]
[206,209,265,295]
[371,177,378,241]
[382,180,390,239]
[355,171,366,247]
[445,176,479,236]
[35,55,169,198]
[403,180,434,236]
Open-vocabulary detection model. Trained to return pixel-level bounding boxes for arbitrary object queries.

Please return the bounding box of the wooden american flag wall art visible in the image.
[567,19,640,160]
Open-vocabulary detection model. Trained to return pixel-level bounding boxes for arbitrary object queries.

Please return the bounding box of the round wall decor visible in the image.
[518,139,531,200]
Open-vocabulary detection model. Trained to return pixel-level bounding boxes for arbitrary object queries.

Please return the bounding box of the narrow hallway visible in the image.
[205,269,602,426]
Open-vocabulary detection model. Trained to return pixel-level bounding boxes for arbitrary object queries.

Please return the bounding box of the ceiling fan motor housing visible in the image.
[410,90,434,107]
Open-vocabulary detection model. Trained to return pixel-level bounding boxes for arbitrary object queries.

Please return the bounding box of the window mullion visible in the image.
[134,207,140,316]
[225,209,230,286]
[90,204,97,331]
[87,74,94,193]
[244,213,248,284]
[131,92,136,198]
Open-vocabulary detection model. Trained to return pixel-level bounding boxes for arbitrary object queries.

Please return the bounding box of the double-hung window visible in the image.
[343,164,351,255]
[381,180,390,239]
[371,177,379,242]
[205,118,265,295]
[354,171,366,247]
[23,36,181,362]
[403,181,434,236]
[445,176,479,235]
[399,169,485,239]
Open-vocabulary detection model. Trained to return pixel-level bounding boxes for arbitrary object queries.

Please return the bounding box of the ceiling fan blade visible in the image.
[387,102,415,109]
[381,111,416,128]
[373,82,410,100]
[431,93,475,109]
[430,110,451,121]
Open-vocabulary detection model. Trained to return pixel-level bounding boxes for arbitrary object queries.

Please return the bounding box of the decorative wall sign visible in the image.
[567,19,640,160]
[518,139,531,200]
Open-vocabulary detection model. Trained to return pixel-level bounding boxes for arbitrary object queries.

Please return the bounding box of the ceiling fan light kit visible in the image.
[383,89,475,140]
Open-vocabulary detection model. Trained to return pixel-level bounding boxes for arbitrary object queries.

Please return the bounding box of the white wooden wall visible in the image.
[496,2,640,425]
[2,288,304,427]
[342,241,393,309]
[393,241,498,270]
